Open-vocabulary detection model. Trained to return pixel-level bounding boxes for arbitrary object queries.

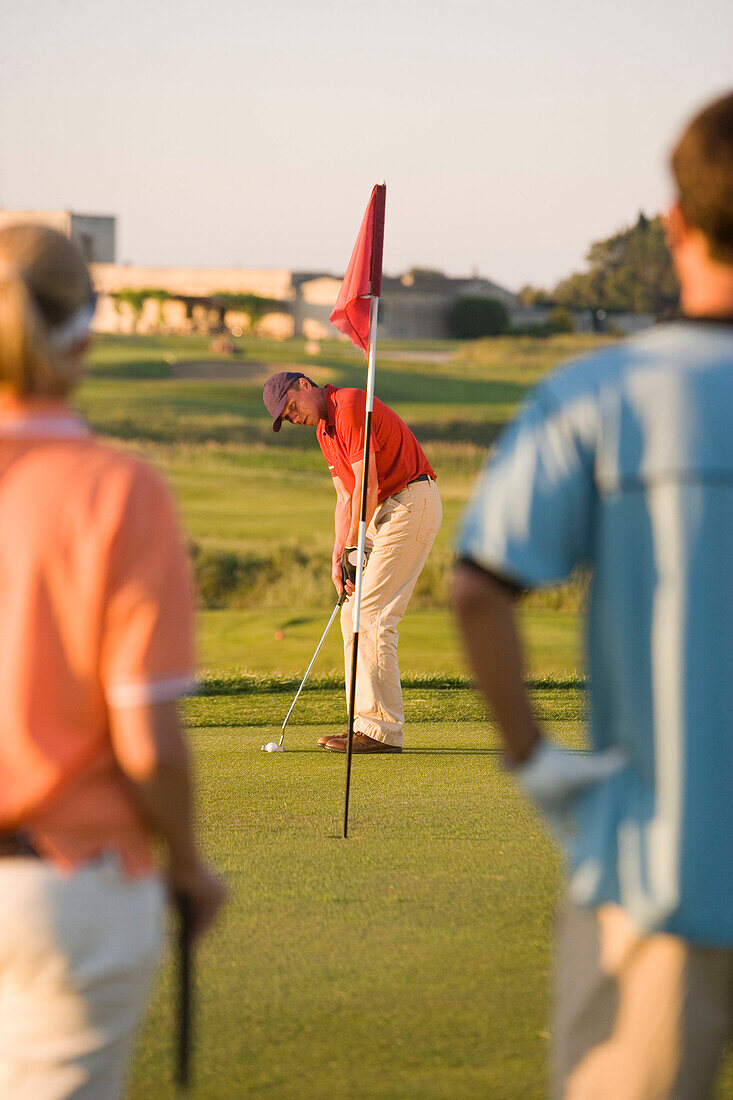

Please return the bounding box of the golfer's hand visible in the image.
[168,862,228,938]
[332,558,348,598]
[514,740,628,841]
[341,545,367,597]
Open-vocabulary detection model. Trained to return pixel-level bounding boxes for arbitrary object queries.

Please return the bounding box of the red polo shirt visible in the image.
[316,385,434,502]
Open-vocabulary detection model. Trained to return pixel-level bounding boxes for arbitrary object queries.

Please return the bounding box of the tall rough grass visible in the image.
[191,543,584,613]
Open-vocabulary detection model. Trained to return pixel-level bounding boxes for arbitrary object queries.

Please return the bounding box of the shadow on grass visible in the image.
[257,747,504,756]
[308,358,532,408]
[402,747,503,755]
[81,353,534,447]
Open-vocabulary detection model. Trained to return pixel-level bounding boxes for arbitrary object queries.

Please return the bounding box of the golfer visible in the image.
[0,224,226,1097]
[263,372,441,752]
[454,90,733,1098]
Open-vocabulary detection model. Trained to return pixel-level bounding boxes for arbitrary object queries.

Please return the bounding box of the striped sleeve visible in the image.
[455,384,597,588]
[100,461,195,708]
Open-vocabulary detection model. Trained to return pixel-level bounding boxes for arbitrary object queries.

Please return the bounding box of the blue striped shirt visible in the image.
[456,321,733,945]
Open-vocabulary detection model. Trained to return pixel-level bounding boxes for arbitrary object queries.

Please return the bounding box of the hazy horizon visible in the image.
[2,0,731,292]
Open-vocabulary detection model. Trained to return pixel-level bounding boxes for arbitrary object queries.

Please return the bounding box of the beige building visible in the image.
[90,262,296,338]
[0,209,116,264]
[0,209,523,340]
[90,262,520,341]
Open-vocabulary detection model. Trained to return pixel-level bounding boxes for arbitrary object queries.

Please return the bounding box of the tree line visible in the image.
[520,213,679,316]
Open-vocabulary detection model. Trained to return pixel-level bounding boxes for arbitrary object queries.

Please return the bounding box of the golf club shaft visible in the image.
[175,893,193,1096]
[279,597,344,745]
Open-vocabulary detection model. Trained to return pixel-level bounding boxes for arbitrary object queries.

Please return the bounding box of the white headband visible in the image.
[0,261,95,352]
[48,299,96,353]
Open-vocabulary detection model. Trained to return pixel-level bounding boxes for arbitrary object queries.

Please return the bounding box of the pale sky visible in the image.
[1,0,731,290]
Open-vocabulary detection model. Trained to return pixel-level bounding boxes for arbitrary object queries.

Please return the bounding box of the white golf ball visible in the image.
[262,742,283,752]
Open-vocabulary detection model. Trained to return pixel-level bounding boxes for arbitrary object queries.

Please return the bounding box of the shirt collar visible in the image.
[322,385,337,437]
[0,397,90,439]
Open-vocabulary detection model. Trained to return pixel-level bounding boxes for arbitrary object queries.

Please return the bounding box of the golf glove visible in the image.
[341,546,368,586]
[514,740,628,843]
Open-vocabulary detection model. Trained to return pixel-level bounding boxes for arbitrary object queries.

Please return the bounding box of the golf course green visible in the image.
[76,334,731,1098]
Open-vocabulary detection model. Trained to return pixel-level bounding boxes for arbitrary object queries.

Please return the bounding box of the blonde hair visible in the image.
[0,223,94,398]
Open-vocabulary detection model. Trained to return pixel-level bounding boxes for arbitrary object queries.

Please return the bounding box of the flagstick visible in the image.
[343,294,379,839]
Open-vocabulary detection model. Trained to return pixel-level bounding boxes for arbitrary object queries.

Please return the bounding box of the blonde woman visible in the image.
[0,224,225,1098]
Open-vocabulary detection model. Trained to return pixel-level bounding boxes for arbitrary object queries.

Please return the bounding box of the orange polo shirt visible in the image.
[316,385,434,502]
[0,397,195,875]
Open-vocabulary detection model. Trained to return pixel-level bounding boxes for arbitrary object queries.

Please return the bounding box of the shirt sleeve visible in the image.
[100,462,195,708]
[455,382,597,589]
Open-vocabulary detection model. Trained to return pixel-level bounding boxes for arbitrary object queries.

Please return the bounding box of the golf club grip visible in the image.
[175,893,194,1090]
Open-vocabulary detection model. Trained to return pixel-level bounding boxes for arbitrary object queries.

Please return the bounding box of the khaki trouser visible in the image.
[341,478,442,746]
[553,900,733,1100]
[0,854,164,1099]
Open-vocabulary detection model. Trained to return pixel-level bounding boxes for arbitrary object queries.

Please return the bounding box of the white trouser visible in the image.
[341,478,442,746]
[0,854,164,1100]
[554,900,733,1100]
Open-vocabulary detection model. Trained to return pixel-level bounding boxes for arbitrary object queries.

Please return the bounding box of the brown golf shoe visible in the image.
[324,732,402,754]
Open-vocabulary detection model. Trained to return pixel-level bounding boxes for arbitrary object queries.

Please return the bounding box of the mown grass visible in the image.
[130,688,733,1098]
[129,687,569,1099]
[79,333,589,614]
[79,332,605,449]
[75,335,731,1098]
[197,606,582,679]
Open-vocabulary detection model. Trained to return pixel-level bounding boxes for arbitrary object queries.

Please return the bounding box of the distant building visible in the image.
[1,208,652,339]
[293,268,519,341]
[90,261,296,339]
[89,260,521,340]
[0,209,116,263]
[0,209,523,339]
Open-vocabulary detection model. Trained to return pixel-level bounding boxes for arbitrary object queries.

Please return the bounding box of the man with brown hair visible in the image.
[454,90,733,1098]
[670,90,733,269]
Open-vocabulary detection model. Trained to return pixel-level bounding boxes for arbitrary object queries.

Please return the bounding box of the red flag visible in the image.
[329,184,386,355]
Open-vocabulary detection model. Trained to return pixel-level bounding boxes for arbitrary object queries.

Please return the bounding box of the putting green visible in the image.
[130,689,568,1099]
[131,690,733,1098]
[77,337,731,1097]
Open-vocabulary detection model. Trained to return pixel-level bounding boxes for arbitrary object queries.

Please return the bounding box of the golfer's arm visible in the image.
[347,453,379,546]
[109,700,200,875]
[452,563,541,765]
[332,476,352,561]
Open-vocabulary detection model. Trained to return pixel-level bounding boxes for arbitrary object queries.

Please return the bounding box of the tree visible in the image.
[548,307,574,333]
[518,285,556,307]
[145,289,170,327]
[553,213,679,316]
[115,288,147,326]
[449,296,510,338]
[211,292,280,333]
[115,288,171,330]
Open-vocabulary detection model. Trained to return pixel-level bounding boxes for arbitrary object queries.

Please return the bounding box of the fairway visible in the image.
[131,687,733,1099]
[130,688,570,1099]
[75,335,732,1098]
[197,607,582,679]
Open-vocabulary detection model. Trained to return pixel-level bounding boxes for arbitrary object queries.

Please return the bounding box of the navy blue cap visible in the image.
[262,371,306,432]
